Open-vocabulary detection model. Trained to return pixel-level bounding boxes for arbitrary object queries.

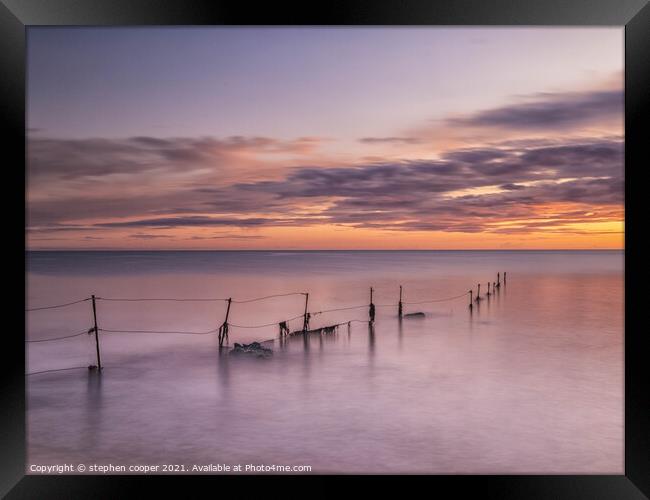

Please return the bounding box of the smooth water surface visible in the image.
[26,251,623,474]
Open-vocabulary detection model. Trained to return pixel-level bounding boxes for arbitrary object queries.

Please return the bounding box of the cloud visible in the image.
[359,137,422,145]
[128,233,169,239]
[27,132,623,239]
[449,89,622,131]
[238,138,621,198]
[27,135,325,182]
[500,183,526,191]
[227,137,623,233]
[95,216,276,228]
[442,149,510,163]
[185,234,267,240]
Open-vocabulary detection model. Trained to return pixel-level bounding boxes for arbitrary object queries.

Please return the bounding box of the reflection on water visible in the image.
[26,251,623,473]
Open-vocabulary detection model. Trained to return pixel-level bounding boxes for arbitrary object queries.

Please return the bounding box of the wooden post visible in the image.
[487,282,491,296]
[219,298,232,347]
[469,290,473,309]
[91,295,101,371]
[476,283,481,301]
[302,293,310,332]
[497,272,500,288]
[398,285,403,318]
[369,287,375,323]
[225,297,232,324]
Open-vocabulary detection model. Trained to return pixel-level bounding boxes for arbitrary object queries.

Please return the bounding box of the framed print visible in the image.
[2,0,649,497]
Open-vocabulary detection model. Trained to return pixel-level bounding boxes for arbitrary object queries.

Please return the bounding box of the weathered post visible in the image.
[398,285,403,318]
[487,282,491,296]
[219,298,232,347]
[369,287,376,323]
[469,290,473,310]
[90,294,101,371]
[497,272,500,288]
[302,293,310,333]
[476,283,481,301]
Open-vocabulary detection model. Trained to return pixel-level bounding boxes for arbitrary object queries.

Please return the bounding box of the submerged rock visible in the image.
[230,342,273,358]
[403,312,425,318]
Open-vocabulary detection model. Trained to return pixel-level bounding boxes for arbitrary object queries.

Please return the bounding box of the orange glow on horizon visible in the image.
[27,220,625,251]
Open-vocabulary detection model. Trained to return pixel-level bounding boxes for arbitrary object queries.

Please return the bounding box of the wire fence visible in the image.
[96,297,226,302]
[26,297,91,312]
[25,286,492,337]
[228,313,306,329]
[25,275,506,374]
[97,327,219,335]
[25,329,91,343]
[402,291,472,305]
[26,366,91,377]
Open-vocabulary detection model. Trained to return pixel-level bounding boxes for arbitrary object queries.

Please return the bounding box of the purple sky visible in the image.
[26,27,624,250]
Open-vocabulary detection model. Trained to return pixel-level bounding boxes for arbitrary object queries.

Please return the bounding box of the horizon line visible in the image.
[25,248,625,252]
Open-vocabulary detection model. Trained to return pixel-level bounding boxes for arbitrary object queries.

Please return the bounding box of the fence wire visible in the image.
[26,282,504,371]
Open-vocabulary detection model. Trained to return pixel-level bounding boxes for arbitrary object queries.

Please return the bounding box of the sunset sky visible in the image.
[27,27,624,250]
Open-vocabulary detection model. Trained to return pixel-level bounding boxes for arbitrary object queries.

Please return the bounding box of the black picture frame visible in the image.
[2,1,648,497]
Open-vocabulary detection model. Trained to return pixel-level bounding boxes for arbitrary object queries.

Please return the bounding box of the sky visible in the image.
[26,27,624,250]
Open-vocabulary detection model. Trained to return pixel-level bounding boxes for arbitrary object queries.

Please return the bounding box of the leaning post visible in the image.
[91,294,102,371]
[219,298,232,347]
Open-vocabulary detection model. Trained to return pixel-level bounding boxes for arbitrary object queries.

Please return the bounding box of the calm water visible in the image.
[26,251,624,474]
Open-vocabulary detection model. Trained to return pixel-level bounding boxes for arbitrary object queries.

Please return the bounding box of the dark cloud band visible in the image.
[449,89,622,130]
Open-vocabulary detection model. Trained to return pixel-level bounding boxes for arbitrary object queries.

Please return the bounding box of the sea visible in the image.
[25,250,624,474]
